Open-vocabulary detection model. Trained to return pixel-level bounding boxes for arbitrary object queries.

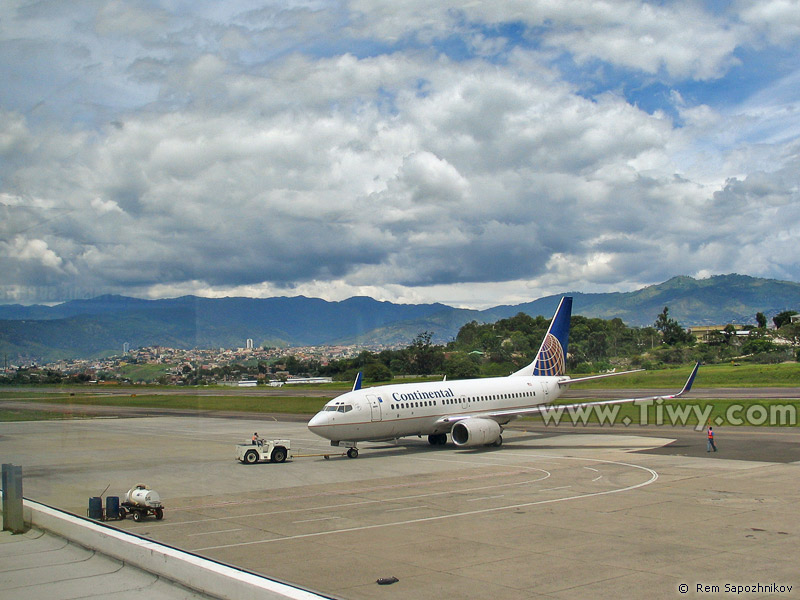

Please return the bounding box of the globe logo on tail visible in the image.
[533,333,565,376]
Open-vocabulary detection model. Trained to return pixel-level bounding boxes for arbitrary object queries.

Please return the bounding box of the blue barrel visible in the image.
[88,496,103,520]
[106,496,120,520]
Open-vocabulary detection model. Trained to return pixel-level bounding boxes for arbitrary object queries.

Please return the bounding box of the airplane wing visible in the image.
[436,362,700,425]
[557,368,643,386]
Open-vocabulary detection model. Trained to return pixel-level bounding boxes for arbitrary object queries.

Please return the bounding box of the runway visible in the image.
[2,413,798,600]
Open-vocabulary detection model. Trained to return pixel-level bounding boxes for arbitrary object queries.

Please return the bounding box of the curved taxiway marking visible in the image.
[584,465,604,482]
[156,465,552,527]
[195,453,658,551]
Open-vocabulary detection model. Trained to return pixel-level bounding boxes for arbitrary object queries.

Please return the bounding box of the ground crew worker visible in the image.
[252,432,262,446]
[707,426,717,452]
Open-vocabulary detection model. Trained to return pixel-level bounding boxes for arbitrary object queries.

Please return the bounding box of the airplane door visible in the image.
[460,395,469,410]
[367,394,382,422]
[540,382,550,401]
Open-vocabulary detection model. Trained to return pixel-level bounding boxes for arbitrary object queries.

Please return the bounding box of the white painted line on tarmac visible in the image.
[196,455,658,551]
[292,517,342,524]
[187,528,243,537]
[168,465,537,513]
[156,469,552,527]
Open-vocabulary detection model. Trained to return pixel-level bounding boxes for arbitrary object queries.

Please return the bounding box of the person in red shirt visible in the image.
[707,426,717,452]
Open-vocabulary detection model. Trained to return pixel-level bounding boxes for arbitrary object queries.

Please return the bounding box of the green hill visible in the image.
[2,274,799,362]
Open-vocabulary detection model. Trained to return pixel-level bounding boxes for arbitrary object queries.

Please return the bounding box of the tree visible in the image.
[281,355,302,374]
[654,307,671,333]
[363,362,392,383]
[586,331,609,361]
[654,307,693,345]
[722,324,737,344]
[406,331,443,375]
[756,312,767,329]
[455,321,482,347]
[443,353,481,379]
[773,311,798,329]
[741,338,776,355]
[779,322,800,346]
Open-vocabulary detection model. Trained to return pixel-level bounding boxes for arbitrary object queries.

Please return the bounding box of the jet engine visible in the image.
[451,418,502,447]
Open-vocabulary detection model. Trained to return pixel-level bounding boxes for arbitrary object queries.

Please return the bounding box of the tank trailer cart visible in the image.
[120,484,164,522]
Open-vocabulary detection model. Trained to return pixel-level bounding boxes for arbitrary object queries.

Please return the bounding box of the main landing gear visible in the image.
[427,432,502,447]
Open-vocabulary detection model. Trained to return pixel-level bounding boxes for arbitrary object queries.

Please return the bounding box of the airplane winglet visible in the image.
[674,362,700,398]
[352,371,363,392]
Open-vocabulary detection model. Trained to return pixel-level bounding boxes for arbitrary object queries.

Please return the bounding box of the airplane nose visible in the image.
[308,411,328,429]
[307,411,335,440]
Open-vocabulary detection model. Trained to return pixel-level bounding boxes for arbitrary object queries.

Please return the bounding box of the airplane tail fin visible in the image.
[511,296,572,377]
[352,371,363,391]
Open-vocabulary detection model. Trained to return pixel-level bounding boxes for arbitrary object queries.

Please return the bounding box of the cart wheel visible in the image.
[244,449,259,464]
[271,447,287,463]
[119,507,127,520]
[155,508,164,520]
[132,510,142,522]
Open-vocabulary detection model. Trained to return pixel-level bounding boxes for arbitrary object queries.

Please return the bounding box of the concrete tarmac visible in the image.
[0,527,215,600]
[2,412,798,600]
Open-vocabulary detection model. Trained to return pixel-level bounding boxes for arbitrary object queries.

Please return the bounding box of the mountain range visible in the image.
[2,274,800,363]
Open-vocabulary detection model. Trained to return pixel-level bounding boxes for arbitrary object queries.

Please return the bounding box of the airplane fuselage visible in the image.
[307,374,566,444]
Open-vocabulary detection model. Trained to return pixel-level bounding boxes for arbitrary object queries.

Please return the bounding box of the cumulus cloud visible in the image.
[2,237,64,271]
[0,1,799,307]
[349,0,749,80]
[739,0,800,45]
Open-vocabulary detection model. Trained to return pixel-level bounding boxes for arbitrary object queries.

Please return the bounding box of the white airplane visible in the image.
[308,297,699,458]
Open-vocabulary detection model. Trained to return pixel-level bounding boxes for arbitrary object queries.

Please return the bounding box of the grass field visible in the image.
[0,392,328,415]
[1,363,798,423]
[569,362,800,388]
[116,362,177,382]
[0,408,95,422]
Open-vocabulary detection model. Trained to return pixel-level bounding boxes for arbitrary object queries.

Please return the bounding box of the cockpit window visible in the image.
[324,403,353,412]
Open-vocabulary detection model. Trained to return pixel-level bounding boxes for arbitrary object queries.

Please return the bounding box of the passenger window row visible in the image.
[389,390,535,411]
[390,400,438,410]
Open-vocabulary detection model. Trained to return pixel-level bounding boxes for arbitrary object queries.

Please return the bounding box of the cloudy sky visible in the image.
[1,1,799,309]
